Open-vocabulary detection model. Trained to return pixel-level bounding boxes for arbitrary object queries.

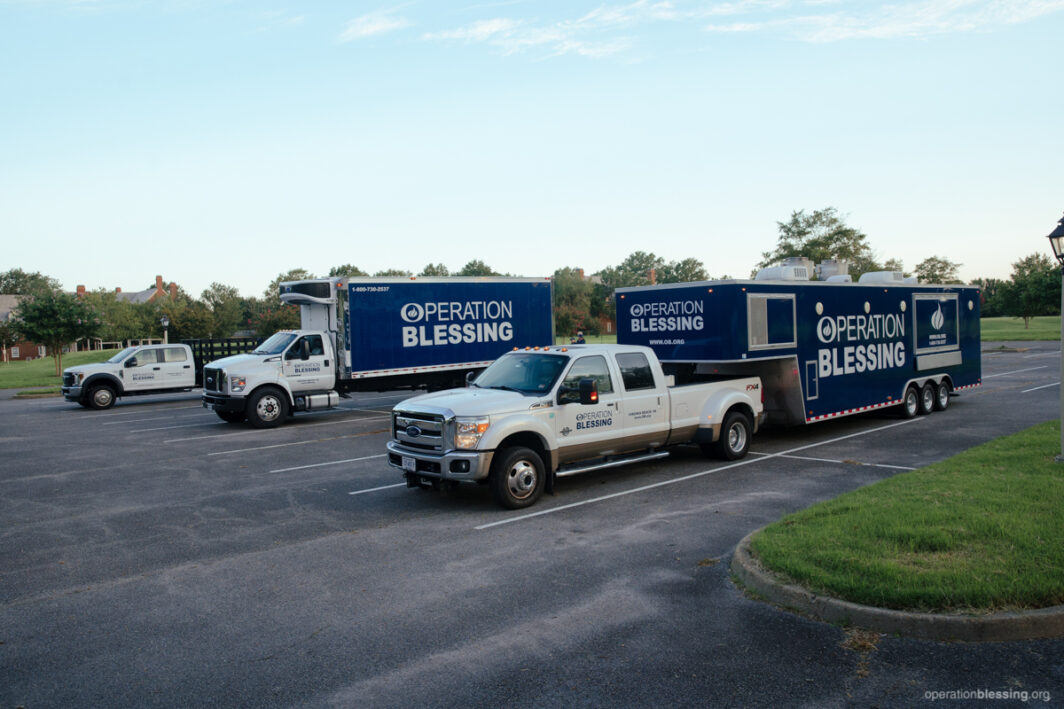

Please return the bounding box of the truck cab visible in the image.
[201,330,340,427]
[63,343,197,409]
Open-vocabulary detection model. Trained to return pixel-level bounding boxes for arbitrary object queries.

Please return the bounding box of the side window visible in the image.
[135,349,159,366]
[616,352,655,391]
[163,347,187,363]
[560,355,614,403]
[305,335,324,356]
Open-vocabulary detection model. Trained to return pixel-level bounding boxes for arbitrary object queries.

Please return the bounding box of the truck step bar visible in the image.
[556,450,671,478]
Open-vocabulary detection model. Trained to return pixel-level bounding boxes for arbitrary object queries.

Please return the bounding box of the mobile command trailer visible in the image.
[202,277,554,428]
[615,276,981,426]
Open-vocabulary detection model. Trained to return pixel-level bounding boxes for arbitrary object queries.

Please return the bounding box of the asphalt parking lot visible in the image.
[2,343,1064,708]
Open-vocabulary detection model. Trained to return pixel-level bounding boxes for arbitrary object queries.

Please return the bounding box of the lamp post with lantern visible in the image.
[160,316,170,345]
[1045,212,1064,461]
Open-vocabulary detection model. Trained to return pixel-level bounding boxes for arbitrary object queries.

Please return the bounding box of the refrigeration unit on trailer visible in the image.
[616,268,981,425]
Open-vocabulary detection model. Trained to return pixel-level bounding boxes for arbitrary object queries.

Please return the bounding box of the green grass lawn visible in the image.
[980,316,1061,341]
[750,421,1064,613]
[0,349,120,390]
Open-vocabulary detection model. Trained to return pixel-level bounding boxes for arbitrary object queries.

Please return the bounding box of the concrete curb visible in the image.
[731,529,1064,642]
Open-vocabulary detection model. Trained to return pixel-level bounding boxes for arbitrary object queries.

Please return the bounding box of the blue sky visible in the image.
[2,0,1062,297]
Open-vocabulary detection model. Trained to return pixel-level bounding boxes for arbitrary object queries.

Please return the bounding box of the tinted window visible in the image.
[163,347,187,363]
[560,355,614,403]
[616,352,655,391]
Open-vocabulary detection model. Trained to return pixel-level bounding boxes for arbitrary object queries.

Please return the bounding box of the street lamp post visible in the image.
[1045,212,1064,462]
[160,316,170,345]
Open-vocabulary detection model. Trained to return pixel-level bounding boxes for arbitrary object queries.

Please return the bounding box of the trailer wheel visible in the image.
[919,382,936,415]
[934,381,951,411]
[490,446,545,509]
[901,385,920,419]
[716,411,752,460]
[247,387,287,429]
[88,383,116,410]
[216,410,246,423]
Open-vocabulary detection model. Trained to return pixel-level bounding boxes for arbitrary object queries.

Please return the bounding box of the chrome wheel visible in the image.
[505,459,539,501]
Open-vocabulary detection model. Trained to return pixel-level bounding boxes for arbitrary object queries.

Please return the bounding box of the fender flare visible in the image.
[82,373,124,397]
[699,390,760,441]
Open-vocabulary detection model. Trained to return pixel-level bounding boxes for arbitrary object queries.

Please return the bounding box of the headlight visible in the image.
[455,416,490,449]
[230,376,246,393]
[74,373,85,385]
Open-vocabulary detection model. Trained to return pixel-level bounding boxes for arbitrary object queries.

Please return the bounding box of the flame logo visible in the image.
[931,303,944,330]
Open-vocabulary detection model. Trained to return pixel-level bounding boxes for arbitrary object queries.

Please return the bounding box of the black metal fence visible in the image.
[181,338,262,385]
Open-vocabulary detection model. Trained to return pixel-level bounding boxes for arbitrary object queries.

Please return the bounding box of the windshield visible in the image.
[252,332,298,355]
[473,353,568,394]
[107,347,137,364]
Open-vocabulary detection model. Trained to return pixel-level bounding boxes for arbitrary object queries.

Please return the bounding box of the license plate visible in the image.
[402,456,417,472]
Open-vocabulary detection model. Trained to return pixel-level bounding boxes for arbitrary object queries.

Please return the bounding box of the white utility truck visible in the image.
[386,344,764,508]
[202,276,554,428]
[62,343,197,409]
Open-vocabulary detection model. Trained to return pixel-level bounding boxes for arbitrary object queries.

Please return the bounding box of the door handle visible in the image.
[153,367,161,370]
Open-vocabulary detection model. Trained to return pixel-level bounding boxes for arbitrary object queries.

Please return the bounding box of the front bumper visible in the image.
[386,440,495,482]
[202,392,247,414]
[61,385,83,402]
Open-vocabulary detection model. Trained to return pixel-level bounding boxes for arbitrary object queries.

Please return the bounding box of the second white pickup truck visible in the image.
[386,344,765,508]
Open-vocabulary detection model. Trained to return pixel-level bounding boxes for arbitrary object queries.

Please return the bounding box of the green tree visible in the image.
[659,257,708,284]
[914,256,962,284]
[419,263,450,277]
[0,268,61,295]
[598,251,664,290]
[998,253,1060,328]
[374,268,413,277]
[882,258,910,277]
[0,320,19,362]
[201,282,243,337]
[329,264,368,277]
[552,267,593,337]
[758,208,881,277]
[970,277,1004,317]
[11,290,100,375]
[456,260,500,277]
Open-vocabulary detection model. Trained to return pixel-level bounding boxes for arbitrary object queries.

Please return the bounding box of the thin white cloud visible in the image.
[340,11,412,41]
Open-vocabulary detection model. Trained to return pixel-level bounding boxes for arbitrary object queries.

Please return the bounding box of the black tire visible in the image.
[934,381,951,412]
[900,385,920,419]
[216,410,246,423]
[919,382,936,415]
[247,387,287,429]
[87,383,117,410]
[490,446,545,509]
[716,411,752,460]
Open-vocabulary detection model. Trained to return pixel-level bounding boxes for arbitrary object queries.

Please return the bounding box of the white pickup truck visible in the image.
[62,343,197,409]
[386,344,765,508]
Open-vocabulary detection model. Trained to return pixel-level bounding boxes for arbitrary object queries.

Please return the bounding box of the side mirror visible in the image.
[125,357,138,368]
[466,370,479,387]
[578,378,599,405]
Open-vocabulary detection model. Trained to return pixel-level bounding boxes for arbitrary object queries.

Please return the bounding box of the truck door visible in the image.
[614,352,669,449]
[159,346,195,387]
[125,348,159,390]
[554,355,623,464]
[282,334,336,393]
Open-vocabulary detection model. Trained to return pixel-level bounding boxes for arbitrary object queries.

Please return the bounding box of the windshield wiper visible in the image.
[490,385,527,394]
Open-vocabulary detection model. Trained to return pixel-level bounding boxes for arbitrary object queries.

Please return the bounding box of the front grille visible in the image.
[203,367,226,394]
[63,373,75,386]
[393,411,448,452]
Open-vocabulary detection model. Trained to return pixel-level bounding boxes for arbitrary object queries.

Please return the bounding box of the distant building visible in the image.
[76,274,178,304]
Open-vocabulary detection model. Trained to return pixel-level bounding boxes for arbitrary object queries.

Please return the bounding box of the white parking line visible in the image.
[474,418,921,530]
[105,413,207,425]
[982,366,1048,378]
[271,454,386,473]
[163,414,388,443]
[132,422,224,433]
[349,483,406,496]
[208,431,386,456]
[1022,382,1060,393]
[750,451,916,471]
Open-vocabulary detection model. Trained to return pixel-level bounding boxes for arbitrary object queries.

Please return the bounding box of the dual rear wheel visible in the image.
[902,380,951,419]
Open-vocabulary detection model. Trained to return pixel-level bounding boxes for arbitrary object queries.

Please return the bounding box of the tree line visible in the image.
[2,206,1059,374]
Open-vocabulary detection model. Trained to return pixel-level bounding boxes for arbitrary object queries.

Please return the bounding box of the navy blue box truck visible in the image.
[616,272,981,426]
[203,277,555,428]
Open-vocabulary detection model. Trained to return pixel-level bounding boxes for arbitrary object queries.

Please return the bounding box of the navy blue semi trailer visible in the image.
[616,275,981,426]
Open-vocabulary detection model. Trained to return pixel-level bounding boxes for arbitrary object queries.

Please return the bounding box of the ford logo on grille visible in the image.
[206,376,214,385]
[406,425,423,438]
